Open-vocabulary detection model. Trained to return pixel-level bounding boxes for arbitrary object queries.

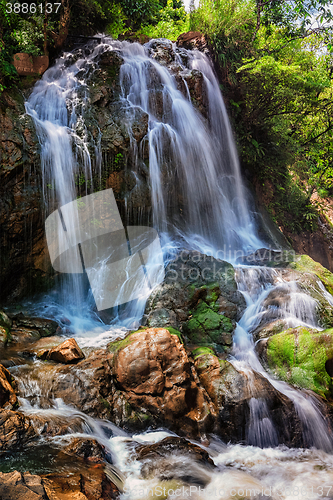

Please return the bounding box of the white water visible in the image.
[232,267,333,452]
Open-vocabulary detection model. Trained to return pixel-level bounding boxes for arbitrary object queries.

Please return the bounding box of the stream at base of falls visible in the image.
[3,263,333,500]
[3,36,333,499]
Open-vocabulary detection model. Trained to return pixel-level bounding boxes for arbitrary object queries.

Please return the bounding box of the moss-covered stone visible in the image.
[266,326,333,398]
[183,297,234,352]
[290,255,333,296]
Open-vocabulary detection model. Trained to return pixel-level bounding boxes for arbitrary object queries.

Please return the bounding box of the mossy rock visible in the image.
[0,310,12,330]
[290,255,333,296]
[266,326,333,398]
[183,298,234,352]
[192,346,215,360]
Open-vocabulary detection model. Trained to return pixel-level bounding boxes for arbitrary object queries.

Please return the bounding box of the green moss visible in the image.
[166,326,184,343]
[192,346,215,360]
[291,255,333,296]
[100,397,111,410]
[267,326,333,397]
[108,331,137,353]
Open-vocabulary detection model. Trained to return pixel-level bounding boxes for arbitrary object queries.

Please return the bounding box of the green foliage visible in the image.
[141,0,189,40]
[120,0,161,29]
[12,18,44,56]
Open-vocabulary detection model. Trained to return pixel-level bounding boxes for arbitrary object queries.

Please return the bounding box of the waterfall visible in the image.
[117,38,263,255]
[22,36,333,456]
[24,37,263,328]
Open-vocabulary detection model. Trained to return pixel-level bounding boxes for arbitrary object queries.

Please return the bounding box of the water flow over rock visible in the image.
[25,36,263,330]
[232,266,333,451]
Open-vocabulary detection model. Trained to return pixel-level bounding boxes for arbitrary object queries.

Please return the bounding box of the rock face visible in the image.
[0,90,51,302]
[0,364,17,408]
[144,252,245,352]
[40,338,85,364]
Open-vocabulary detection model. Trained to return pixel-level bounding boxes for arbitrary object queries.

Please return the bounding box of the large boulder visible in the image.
[144,252,245,353]
[258,326,333,398]
[0,90,52,302]
[111,327,214,435]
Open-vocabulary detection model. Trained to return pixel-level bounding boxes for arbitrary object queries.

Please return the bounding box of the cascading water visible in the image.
[118,39,262,255]
[232,266,333,451]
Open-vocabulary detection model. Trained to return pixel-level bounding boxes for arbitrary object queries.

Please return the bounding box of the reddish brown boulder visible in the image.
[0,364,17,408]
[43,338,85,364]
[112,328,214,433]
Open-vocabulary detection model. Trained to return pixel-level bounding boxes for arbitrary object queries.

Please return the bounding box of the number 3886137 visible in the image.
[6,3,61,14]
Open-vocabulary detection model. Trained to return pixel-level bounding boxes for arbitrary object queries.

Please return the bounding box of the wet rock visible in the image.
[236,248,294,267]
[253,319,288,341]
[177,31,207,52]
[5,314,59,346]
[136,436,215,484]
[0,364,17,408]
[259,326,333,398]
[0,410,37,451]
[0,471,46,500]
[62,437,106,461]
[136,436,214,466]
[193,349,303,446]
[11,314,58,337]
[144,252,245,352]
[175,68,208,117]
[0,310,12,330]
[42,338,85,364]
[111,328,214,435]
[147,39,175,65]
[0,90,52,302]
[42,465,119,500]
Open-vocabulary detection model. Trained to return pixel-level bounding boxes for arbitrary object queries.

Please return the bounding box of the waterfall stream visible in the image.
[4,36,333,498]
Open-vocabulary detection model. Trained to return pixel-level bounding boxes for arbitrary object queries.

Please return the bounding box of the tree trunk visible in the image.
[51,0,71,50]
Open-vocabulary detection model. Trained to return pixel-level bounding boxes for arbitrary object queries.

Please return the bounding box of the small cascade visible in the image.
[232,266,333,451]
